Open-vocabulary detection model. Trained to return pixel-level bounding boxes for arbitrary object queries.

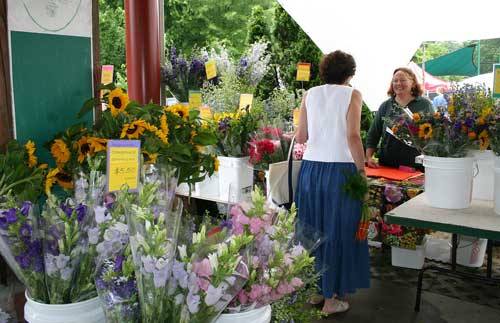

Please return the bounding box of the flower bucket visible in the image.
[493,156,500,215]
[24,292,105,323]
[218,156,253,202]
[215,305,272,323]
[456,235,488,268]
[423,156,474,209]
[391,239,427,270]
[469,150,494,200]
[195,171,220,197]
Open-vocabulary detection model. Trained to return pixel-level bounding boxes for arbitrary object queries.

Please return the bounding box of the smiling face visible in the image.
[391,70,414,97]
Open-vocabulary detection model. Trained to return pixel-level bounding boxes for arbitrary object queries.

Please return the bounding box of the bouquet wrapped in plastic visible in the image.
[94,187,139,323]
[248,126,292,171]
[165,225,253,323]
[226,188,318,312]
[42,194,91,303]
[0,194,47,302]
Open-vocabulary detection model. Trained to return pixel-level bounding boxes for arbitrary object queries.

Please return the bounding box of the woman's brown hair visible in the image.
[387,67,423,97]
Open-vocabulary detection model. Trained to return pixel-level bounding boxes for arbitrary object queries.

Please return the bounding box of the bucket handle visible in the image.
[473,161,479,178]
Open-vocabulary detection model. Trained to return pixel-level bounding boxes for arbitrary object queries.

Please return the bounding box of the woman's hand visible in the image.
[366,158,379,168]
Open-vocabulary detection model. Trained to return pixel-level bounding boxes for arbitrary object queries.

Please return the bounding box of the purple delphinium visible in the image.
[60,202,73,218]
[76,204,87,223]
[15,253,31,270]
[114,254,125,272]
[20,201,32,216]
[19,222,32,242]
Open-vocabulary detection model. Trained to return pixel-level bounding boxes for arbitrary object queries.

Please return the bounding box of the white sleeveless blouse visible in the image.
[302,84,355,163]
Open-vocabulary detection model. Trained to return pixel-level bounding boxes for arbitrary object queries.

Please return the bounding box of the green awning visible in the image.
[421,45,477,77]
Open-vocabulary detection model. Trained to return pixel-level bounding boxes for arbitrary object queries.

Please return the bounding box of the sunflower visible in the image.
[120,119,148,139]
[55,170,74,189]
[39,163,48,169]
[166,104,189,121]
[50,139,70,166]
[24,140,37,168]
[142,150,158,164]
[418,123,433,140]
[45,168,60,194]
[108,88,130,116]
[479,130,490,150]
[75,137,91,163]
[160,114,169,137]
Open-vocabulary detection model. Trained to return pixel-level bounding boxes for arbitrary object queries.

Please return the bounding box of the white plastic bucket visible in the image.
[456,235,488,268]
[216,305,272,323]
[391,239,427,270]
[423,156,474,209]
[493,156,500,215]
[24,292,105,323]
[217,156,253,202]
[195,172,220,197]
[469,150,494,200]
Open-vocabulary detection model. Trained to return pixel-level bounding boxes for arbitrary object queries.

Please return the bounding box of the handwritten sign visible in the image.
[107,140,140,192]
[199,106,212,120]
[296,62,311,81]
[239,94,253,110]
[205,60,217,80]
[494,64,500,98]
[189,90,202,109]
[100,65,114,98]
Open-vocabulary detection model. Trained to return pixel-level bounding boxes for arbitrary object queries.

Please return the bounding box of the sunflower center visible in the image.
[81,143,90,154]
[56,173,72,182]
[112,97,123,109]
[127,125,138,134]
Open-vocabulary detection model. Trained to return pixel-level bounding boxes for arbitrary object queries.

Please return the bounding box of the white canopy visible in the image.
[459,73,494,90]
[277,0,500,110]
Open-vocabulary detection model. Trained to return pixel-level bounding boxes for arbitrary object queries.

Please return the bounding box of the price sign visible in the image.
[107,140,140,192]
[494,64,500,98]
[189,90,202,109]
[205,60,217,80]
[293,108,300,127]
[296,62,311,81]
[239,94,253,110]
[199,106,212,120]
[100,65,114,98]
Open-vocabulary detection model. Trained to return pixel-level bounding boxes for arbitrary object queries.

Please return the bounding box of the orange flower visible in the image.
[412,113,421,121]
[477,117,485,125]
[468,132,477,140]
[433,112,440,118]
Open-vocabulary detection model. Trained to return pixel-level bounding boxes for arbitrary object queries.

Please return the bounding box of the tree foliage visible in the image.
[99,0,126,77]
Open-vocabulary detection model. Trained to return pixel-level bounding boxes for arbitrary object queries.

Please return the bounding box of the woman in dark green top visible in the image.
[365,67,434,169]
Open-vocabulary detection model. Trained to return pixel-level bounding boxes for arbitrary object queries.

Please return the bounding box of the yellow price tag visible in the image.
[199,106,212,120]
[494,65,500,98]
[205,60,217,80]
[100,65,114,98]
[239,94,253,110]
[293,108,300,127]
[189,90,202,109]
[107,140,140,192]
[296,62,311,81]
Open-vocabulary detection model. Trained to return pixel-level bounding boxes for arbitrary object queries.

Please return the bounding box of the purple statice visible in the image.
[219,117,231,132]
[221,219,232,230]
[454,120,462,131]
[20,201,32,216]
[464,117,474,128]
[178,58,187,69]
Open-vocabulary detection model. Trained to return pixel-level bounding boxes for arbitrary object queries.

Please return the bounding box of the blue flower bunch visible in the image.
[161,46,209,102]
[0,195,47,302]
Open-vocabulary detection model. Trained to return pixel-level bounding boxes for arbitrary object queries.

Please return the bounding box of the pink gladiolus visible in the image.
[237,290,248,304]
[249,218,265,234]
[193,259,212,278]
[248,284,263,301]
[290,277,303,289]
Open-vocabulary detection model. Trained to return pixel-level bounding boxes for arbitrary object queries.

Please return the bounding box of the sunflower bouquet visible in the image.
[79,85,218,185]
[389,110,474,157]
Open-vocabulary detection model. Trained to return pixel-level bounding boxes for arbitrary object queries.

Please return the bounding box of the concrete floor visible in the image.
[313,279,500,323]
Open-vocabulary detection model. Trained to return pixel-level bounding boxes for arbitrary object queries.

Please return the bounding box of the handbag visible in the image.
[268,136,302,209]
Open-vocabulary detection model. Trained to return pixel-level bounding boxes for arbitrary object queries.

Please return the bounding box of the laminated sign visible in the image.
[296,62,311,81]
[107,140,141,192]
[100,65,114,98]
[189,90,202,109]
[239,94,253,110]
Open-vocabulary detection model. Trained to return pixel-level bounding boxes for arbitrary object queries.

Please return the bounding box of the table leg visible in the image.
[414,267,425,312]
[451,234,458,271]
[486,240,493,278]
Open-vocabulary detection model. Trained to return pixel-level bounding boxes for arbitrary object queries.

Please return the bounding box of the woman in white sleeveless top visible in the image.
[295,50,370,315]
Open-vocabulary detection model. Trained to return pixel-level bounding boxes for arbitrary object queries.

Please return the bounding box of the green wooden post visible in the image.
[477,39,481,75]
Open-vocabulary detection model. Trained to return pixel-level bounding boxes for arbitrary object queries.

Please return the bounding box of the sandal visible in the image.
[322,299,350,315]
[309,295,324,305]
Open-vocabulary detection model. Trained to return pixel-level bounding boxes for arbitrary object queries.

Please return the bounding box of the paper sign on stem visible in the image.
[239,94,253,110]
[296,62,311,81]
[205,60,217,80]
[189,90,202,109]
